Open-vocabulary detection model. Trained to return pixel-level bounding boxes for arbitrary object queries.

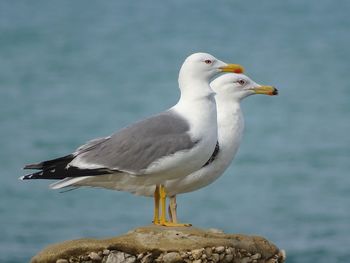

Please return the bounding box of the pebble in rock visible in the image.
[89,252,102,261]
[251,253,261,260]
[106,252,136,263]
[69,257,79,263]
[205,247,212,257]
[191,248,204,260]
[137,253,144,260]
[180,252,188,259]
[225,248,234,255]
[162,252,182,263]
[140,253,153,263]
[125,256,136,263]
[214,246,225,254]
[211,253,220,263]
[81,255,91,261]
[219,253,225,261]
[241,257,251,263]
[279,249,287,261]
[56,260,68,263]
[223,254,233,263]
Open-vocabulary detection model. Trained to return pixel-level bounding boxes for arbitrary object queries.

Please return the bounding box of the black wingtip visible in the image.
[23,163,40,170]
[19,174,34,180]
[23,154,75,171]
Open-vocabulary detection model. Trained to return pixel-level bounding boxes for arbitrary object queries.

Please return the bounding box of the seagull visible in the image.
[21,52,244,227]
[123,73,278,224]
[165,73,278,223]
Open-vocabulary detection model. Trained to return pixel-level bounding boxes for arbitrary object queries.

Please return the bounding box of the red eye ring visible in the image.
[204,59,212,64]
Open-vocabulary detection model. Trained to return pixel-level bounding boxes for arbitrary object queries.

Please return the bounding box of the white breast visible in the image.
[164,102,244,196]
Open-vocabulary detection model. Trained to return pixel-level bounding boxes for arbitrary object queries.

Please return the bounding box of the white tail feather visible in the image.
[49,177,91,189]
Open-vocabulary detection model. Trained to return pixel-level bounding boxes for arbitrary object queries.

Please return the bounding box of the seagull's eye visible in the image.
[204,59,212,64]
[237,79,246,85]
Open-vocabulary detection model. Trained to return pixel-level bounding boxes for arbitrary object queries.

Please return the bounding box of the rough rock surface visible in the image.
[31,225,286,263]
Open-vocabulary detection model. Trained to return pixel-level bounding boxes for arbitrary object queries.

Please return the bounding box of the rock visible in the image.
[191,248,204,260]
[106,252,124,263]
[125,256,136,263]
[205,247,212,257]
[193,260,202,263]
[211,253,220,263]
[136,253,144,260]
[105,251,135,263]
[56,260,68,263]
[214,246,225,254]
[241,257,251,263]
[69,257,79,263]
[89,252,101,261]
[223,254,233,263]
[105,252,123,263]
[81,255,91,261]
[251,253,261,260]
[279,249,287,261]
[140,253,153,263]
[225,247,234,255]
[180,252,188,259]
[30,225,285,263]
[162,252,182,263]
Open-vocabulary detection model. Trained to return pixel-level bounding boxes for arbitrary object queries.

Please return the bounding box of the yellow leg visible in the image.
[168,198,173,222]
[168,196,178,223]
[158,186,192,227]
[159,185,168,225]
[153,185,160,224]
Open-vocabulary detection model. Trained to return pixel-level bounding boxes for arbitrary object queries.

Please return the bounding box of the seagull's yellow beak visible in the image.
[253,86,278,96]
[219,64,245,74]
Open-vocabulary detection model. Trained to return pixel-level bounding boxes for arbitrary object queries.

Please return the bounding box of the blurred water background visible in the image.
[1,0,349,262]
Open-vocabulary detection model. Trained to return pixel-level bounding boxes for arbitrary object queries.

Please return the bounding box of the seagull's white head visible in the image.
[179,53,244,87]
[211,73,278,102]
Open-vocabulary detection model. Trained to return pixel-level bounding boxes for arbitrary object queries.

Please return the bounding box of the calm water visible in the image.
[1,1,349,262]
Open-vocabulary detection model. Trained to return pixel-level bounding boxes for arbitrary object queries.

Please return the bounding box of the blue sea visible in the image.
[1,1,349,262]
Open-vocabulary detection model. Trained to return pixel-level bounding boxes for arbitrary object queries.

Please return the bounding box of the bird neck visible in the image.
[178,78,215,102]
[216,99,244,157]
[173,79,217,140]
[174,85,217,123]
[178,65,214,99]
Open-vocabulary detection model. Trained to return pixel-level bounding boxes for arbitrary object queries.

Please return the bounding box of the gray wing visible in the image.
[75,137,111,154]
[72,110,198,174]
